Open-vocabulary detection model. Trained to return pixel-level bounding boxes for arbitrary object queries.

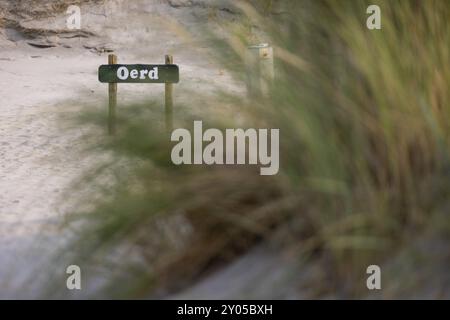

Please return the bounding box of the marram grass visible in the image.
[46,0,450,298]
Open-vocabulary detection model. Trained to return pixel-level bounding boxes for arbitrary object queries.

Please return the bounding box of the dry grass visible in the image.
[39,0,450,298]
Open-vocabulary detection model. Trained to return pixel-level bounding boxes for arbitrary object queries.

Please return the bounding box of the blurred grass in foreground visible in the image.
[50,0,450,298]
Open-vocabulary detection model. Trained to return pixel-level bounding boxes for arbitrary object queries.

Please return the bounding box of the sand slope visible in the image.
[0,0,242,298]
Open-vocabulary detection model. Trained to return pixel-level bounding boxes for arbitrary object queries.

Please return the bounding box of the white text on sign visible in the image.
[117,66,159,81]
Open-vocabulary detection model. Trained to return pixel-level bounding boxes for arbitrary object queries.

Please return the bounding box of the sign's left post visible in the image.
[108,54,117,135]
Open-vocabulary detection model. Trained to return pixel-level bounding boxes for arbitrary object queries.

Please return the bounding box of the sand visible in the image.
[0,0,243,298]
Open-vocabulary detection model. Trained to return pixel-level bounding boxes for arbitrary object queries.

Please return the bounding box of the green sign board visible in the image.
[98,64,179,83]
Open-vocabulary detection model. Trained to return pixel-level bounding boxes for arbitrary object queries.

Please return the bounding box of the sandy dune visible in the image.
[0,0,243,297]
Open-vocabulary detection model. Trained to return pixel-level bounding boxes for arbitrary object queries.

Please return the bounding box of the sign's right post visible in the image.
[165,55,174,133]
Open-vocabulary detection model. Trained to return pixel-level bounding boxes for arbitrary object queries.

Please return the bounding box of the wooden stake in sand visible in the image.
[246,44,274,99]
[99,54,179,134]
[165,55,174,133]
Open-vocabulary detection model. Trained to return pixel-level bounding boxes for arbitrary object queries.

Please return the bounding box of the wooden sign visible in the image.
[98,64,179,83]
[99,54,178,135]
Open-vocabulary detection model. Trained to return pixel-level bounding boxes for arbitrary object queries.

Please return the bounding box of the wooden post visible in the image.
[246,44,274,99]
[108,54,117,135]
[165,55,173,133]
